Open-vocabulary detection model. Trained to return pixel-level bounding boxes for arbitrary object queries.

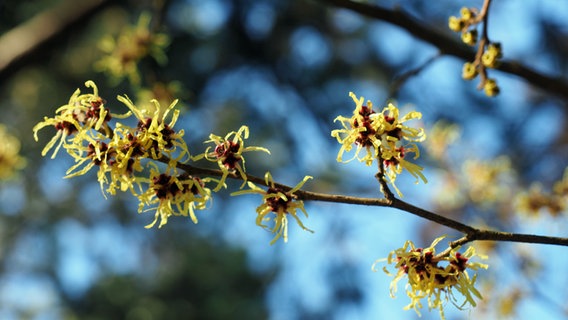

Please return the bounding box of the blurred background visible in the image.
[0,0,567,319]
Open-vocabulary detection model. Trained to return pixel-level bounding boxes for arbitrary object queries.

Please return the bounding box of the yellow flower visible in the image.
[331,92,382,166]
[137,163,216,228]
[0,124,26,180]
[64,129,145,197]
[462,62,478,80]
[460,7,475,21]
[375,236,488,319]
[95,13,170,85]
[58,88,183,195]
[381,143,427,196]
[515,184,566,217]
[379,102,425,143]
[117,95,190,163]
[332,92,427,196]
[33,81,112,158]
[424,121,461,161]
[232,172,313,245]
[448,16,464,32]
[461,30,478,46]
[463,156,512,205]
[482,43,503,68]
[197,125,270,191]
[483,78,500,97]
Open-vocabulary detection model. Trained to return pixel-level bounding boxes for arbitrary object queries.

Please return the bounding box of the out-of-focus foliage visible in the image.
[64,235,271,320]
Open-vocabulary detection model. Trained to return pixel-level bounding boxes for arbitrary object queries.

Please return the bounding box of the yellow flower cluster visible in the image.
[331,92,426,196]
[449,7,502,97]
[448,7,479,46]
[33,81,111,159]
[95,13,169,85]
[195,126,270,191]
[34,81,317,244]
[462,156,513,205]
[515,168,568,217]
[137,163,217,228]
[0,124,26,180]
[232,172,313,245]
[376,236,488,319]
[33,81,211,227]
[424,121,460,162]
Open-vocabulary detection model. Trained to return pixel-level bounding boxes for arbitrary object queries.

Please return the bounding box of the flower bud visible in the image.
[484,78,500,97]
[460,7,474,20]
[482,50,498,68]
[461,30,478,46]
[448,16,464,32]
[462,62,478,80]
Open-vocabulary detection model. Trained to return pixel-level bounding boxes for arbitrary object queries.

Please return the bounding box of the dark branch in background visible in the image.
[388,53,442,98]
[321,0,568,101]
[163,156,568,248]
[0,0,112,85]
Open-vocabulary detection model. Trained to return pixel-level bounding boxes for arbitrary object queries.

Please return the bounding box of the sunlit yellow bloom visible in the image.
[460,7,475,21]
[375,236,488,319]
[95,13,169,85]
[65,139,111,178]
[379,102,425,143]
[331,92,381,165]
[461,30,478,46]
[137,163,216,228]
[483,78,500,97]
[482,43,502,68]
[332,92,427,196]
[63,126,144,197]
[117,95,190,163]
[462,62,478,80]
[448,7,476,33]
[33,81,112,158]
[448,16,464,32]
[232,172,313,245]
[382,143,427,196]
[197,125,270,191]
[0,124,26,180]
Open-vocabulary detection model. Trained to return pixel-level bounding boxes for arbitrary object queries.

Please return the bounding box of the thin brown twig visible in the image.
[388,53,442,98]
[375,146,395,201]
[157,155,568,248]
[474,0,493,90]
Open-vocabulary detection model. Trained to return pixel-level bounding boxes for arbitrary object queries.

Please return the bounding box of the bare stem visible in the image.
[474,0,493,90]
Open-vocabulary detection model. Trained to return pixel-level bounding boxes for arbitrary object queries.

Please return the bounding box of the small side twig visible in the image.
[389,53,442,98]
[473,0,494,90]
[375,146,395,201]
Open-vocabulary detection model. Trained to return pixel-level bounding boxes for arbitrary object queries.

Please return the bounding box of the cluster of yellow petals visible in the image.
[0,124,26,180]
[376,236,488,319]
[95,13,170,85]
[332,92,426,196]
[232,172,313,245]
